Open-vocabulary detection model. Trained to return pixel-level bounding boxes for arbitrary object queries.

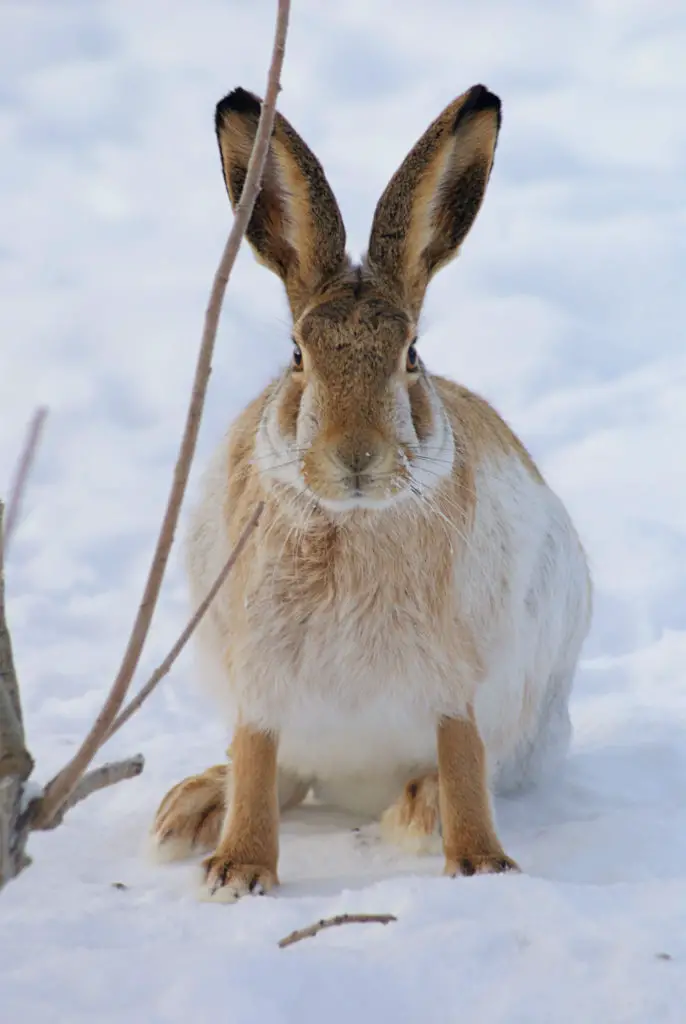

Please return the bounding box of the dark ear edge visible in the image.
[214,87,348,317]
[452,84,501,136]
[215,86,262,125]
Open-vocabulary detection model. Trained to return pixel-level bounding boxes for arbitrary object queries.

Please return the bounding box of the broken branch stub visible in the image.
[33,755,145,831]
[0,501,34,887]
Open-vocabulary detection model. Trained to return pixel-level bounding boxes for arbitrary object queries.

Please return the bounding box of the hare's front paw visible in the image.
[445,851,519,877]
[200,854,278,903]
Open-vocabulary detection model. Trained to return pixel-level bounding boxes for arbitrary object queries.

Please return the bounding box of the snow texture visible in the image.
[1,1,685,1021]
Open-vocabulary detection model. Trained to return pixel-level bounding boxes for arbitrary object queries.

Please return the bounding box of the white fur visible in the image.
[457,458,590,793]
[394,376,456,493]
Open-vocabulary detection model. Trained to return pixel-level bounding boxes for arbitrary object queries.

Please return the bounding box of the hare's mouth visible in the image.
[309,471,411,513]
[316,491,409,513]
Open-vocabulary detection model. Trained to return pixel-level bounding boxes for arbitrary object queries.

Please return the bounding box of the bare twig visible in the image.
[106,502,264,743]
[2,407,48,561]
[33,0,291,830]
[33,755,144,831]
[278,913,398,949]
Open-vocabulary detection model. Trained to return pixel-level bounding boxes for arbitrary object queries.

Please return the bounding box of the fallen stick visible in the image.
[278,913,398,949]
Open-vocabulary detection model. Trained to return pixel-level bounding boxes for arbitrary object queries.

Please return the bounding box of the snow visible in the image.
[1,1,686,1021]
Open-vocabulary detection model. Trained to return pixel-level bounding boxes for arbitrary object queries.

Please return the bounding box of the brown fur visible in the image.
[380,773,442,853]
[437,713,519,875]
[154,765,228,857]
[202,724,280,900]
[216,90,348,317]
[152,760,310,862]
[367,85,501,315]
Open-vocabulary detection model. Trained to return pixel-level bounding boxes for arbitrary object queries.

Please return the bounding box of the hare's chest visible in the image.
[249,580,445,796]
[237,539,464,728]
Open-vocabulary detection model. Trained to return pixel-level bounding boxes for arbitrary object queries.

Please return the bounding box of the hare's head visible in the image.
[216,86,500,512]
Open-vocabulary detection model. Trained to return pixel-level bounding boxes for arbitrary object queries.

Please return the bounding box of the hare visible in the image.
[152,84,592,901]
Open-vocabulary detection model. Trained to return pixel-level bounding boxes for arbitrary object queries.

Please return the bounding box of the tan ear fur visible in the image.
[215,88,348,317]
[366,84,501,316]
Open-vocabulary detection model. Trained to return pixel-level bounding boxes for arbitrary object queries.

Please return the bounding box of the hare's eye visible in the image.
[406,342,419,372]
[292,344,303,371]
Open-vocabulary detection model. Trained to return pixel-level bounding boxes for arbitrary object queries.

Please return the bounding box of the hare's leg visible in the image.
[152,759,308,863]
[438,713,518,876]
[201,724,280,902]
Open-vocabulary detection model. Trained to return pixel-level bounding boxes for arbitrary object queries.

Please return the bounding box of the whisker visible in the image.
[406,444,456,456]
[410,486,455,550]
[248,449,307,466]
[409,454,454,469]
[266,500,310,597]
[231,457,304,486]
[410,487,490,587]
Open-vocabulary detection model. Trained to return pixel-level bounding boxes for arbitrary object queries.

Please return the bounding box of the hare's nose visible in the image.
[342,446,376,476]
[333,435,384,477]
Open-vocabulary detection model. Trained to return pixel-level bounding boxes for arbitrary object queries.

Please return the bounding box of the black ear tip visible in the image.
[453,84,502,133]
[215,87,262,129]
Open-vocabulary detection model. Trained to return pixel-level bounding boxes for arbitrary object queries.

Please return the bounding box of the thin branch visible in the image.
[278,914,398,949]
[106,502,264,743]
[33,0,291,830]
[33,755,144,831]
[2,407,48,560]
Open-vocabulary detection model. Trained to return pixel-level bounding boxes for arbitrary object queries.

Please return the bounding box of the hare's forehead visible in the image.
[296,294,413,368]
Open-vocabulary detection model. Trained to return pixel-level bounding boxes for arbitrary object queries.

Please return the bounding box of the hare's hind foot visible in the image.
[152,764,228,862]
[380,773,443,855]
[380,771,519,875]
[151,763,311,863]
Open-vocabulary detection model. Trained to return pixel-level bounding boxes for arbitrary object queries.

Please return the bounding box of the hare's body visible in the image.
[187,376,590,819]
[154,83,592,899]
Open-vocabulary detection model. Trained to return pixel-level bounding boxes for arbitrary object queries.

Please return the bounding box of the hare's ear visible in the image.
[366,85,501,317]
[215,88,348,316]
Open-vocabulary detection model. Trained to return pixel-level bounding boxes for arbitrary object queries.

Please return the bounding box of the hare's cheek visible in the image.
[408,382,434,443]
[294,385,320,449]
[277,380,305,442]
[393,382,418,446]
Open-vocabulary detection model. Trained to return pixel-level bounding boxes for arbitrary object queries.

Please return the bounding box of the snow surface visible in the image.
[1,1,686,1021]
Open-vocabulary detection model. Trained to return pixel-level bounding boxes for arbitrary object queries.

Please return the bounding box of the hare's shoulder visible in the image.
[431,375,543,484]
[222,383,275,536]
